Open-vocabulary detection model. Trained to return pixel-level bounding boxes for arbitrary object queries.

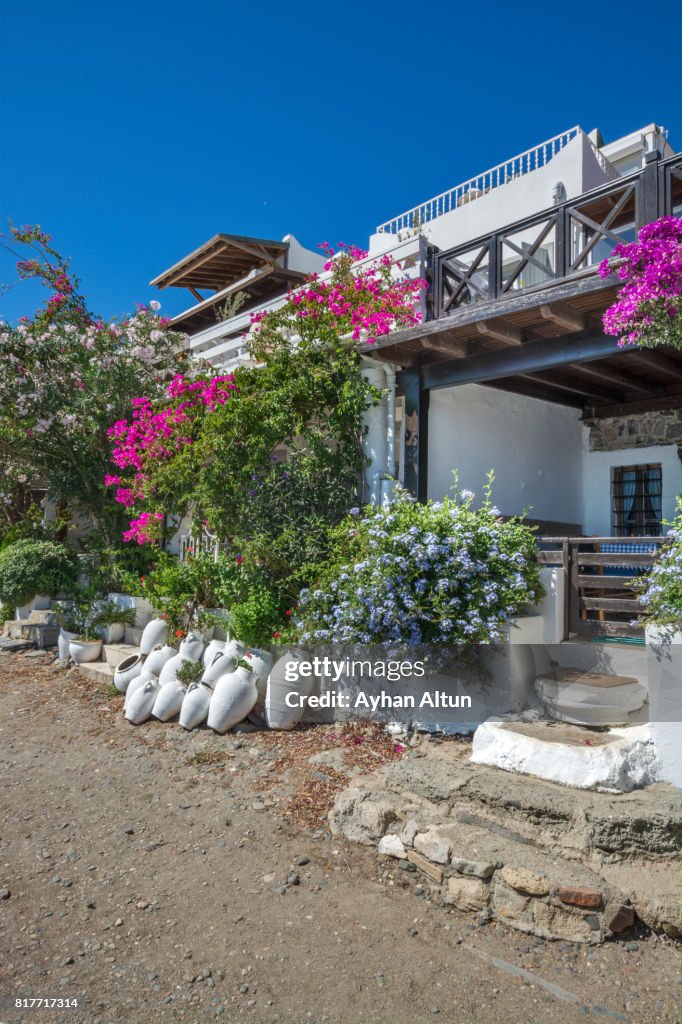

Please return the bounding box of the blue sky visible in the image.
[2,0,681,324]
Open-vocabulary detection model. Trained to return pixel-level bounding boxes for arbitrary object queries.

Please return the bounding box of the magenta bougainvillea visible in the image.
[249,242,426,349]
[108,242,427,545]
[599,216,682,349]
[107,374,237,542]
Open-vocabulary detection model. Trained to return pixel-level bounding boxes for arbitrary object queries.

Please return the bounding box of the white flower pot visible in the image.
[107,592,135,612]
[201,650,238,687]
[244,647,274,701]
[69,638,103,665]
[124,670,157,711]
[202,639,226,666]
[152,679,187,722]
[99,622,126,643]
[179,631,205,662]
[158,652,185,686]
[114,653,145,693]
[179,681,213,731]
[125,676,161,725]
[224,638,246,660]
[144,644,177,676]
[139,617,168,655]
[58,628,77,660]
[207,667,258,734]
[265,649,315,730]
[16,594,51,620]
[245,647,273,681]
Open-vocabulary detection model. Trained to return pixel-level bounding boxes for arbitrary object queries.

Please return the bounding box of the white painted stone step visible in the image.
[78,661,115,683]
[471,716,658,792]
[103,643,142,668]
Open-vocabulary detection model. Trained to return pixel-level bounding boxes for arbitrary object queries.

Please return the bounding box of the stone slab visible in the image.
[329,737,682,942]
[103,643,141,668]
[471,717,658,792]
[78,662,115,684]
[551,668,639,688]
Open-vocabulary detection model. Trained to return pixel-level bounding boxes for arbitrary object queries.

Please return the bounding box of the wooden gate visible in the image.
[537,536,665,640]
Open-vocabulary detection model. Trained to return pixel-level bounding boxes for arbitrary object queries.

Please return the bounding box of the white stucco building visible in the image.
[151,122,682,561]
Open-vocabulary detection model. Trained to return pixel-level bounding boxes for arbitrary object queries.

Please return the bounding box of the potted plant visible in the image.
[0,539,78,619]
[154,657,203,722]
[57,590,134,664]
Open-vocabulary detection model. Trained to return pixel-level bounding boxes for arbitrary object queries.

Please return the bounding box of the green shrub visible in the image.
[295,475,543,646]
[636,497,682,631]
[0,539,78,609]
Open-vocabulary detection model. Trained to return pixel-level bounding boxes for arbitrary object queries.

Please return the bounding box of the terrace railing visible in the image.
[429,150,682,320]
[537,536,667,640]
[376,127,584,235]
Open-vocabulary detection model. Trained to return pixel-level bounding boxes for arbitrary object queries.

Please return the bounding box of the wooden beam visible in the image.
[583,392,682,419]
[566,361,656,397]
[519,370,624,403]
[421,330,621,392]
[420,338,470,358]
[626,350,682,382]
[363,273,616,355]
[188,286,203,303]
[163,243,227,287]
[226,237,278,267]
[539,302,587,332]
[475,319,523,345]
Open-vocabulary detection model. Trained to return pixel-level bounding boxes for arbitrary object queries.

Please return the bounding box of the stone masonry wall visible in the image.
[586,407,682,452]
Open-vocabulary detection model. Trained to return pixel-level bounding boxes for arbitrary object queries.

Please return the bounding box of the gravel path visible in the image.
[1,652,680,1024]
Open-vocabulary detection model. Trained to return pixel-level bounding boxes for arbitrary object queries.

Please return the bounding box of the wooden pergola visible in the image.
[151,233,308,334]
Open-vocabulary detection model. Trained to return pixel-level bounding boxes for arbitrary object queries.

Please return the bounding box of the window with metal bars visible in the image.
[611,464,662,536]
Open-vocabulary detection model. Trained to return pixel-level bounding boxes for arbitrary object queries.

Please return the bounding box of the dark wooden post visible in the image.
[425,244,436,321]
[561,539,571,641]
[554,207,566,279]
[488,234,499,300]
[398,367,429,502]
[638,150,660,230]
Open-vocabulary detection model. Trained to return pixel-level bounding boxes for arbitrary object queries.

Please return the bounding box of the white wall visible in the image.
[582,442,682,535]
[427,384,584,526]
[283,233,326,276]
[423,135,617,253]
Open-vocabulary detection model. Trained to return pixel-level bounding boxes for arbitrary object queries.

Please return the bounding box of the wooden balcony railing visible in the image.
[429,151,682,320]
[537,536,668,640]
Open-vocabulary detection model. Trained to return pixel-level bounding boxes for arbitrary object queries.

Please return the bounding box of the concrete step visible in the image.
[124,626,144,646]
[78,661,115,684]
[5,621,58,649]
[25,610,58,625]
[103,643,141,668]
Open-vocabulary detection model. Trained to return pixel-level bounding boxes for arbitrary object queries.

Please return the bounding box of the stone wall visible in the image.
[586,407,682,453]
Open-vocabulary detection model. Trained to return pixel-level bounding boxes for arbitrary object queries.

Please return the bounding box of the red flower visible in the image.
[161,613,167,620]
[175,629,183,638]
[273,631,280,639]
[285,609,292,616]
[139,576,145,583]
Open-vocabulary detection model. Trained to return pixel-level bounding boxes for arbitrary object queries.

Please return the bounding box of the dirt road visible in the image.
[1,653,680,1024]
